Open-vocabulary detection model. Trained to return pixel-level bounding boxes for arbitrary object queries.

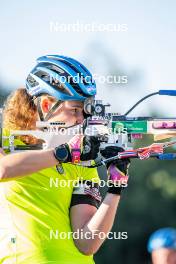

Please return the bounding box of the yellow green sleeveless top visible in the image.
[0,130,99,264]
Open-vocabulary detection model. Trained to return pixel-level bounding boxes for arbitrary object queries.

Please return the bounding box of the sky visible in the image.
[0,0,176,115]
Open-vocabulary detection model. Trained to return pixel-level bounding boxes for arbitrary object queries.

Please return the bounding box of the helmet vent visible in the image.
[51,81,73,96]
[27,74,39,87]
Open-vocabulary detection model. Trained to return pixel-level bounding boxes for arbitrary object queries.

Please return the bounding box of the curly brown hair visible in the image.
[3,88,51,145]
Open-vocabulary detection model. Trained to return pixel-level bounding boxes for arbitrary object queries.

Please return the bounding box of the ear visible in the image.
[41,98,52,113]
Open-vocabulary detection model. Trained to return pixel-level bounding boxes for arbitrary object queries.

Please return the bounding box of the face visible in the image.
[168,250,176,264]
[41,99,84,127]
[152,248,176,264]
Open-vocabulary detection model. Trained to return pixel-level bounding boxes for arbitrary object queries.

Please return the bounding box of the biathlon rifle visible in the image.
[1,90,176,166]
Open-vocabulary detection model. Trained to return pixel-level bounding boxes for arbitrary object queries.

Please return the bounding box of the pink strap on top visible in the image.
[68,135,83,163]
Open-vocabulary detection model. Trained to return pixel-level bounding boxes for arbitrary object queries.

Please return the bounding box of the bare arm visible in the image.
[70,193,120,255]
[0,149,58,181]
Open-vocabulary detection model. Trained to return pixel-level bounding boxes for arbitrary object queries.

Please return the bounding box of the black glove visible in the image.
[54,135,100,163]
[81,136,100,161]
[100,146,130,172]
[100,146,130,195]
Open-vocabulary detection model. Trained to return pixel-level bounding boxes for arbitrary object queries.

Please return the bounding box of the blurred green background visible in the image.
[1,1,176,263]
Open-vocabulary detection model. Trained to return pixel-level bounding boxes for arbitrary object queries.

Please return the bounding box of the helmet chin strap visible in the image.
[36,96,90,129]
[37,97,44,121]
[37,97,62,122]
[44,100,62,121]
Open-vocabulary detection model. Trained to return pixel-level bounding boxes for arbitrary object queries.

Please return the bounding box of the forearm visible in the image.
[76,193,121,254]
[0,149,58,181]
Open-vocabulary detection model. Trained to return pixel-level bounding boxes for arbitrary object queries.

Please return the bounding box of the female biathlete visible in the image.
[0,55,130,264]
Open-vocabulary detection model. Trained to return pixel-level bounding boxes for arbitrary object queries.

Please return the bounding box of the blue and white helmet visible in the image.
[26,55,96,101]
[147,228,176,253]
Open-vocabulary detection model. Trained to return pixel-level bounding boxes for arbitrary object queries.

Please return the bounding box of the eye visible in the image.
[71,108,77,113]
